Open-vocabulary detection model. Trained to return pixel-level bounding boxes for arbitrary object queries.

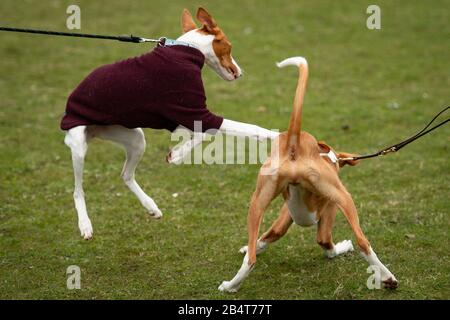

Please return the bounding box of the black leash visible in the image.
[1,26,448,162]
[0,26,163,44]
[339,106,449,162]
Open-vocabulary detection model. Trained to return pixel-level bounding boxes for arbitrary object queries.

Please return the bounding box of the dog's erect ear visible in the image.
[337,152,361,167]
[318,141,360,167]
[196,7,217,33]
[317,141,331,153]
[181,9,198,33]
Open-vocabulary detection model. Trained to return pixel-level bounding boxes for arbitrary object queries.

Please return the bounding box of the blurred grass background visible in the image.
[0,0,448,299]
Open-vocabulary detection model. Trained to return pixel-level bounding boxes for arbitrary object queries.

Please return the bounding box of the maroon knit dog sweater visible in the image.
[60,45,223,132]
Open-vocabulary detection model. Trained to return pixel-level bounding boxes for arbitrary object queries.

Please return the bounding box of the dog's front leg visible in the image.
[219,174,280,293]
[167,120,279,164]
[218,119,279,141]
[219,198,264,293]
[336,190,398,289]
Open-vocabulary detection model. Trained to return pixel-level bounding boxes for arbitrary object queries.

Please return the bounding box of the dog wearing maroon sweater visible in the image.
[62,8,278,239]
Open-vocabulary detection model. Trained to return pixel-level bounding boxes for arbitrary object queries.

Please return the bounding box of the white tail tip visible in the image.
[276,56,308,68]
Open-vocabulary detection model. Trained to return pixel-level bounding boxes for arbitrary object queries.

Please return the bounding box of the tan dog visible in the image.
[219,57,398,292]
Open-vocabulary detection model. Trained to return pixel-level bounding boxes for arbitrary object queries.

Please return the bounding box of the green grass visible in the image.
[0,0,449,299]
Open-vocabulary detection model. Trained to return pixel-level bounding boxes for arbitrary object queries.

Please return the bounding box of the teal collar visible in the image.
[159,37,198,50]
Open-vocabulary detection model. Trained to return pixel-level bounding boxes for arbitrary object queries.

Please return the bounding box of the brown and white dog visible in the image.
[64,8,278,240]
[218,57,398,292]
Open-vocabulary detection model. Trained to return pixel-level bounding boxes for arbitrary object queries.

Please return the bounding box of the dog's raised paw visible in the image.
[78,219,93,240]
[166,150,184,165]
[166,151,172,163]
[218,281,239,293]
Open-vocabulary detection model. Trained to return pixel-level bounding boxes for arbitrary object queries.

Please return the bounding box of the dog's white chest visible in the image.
[287,185,318,227]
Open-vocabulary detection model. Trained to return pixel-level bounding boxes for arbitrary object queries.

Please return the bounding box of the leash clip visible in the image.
[157,37,167,46]
[380,147,397,156]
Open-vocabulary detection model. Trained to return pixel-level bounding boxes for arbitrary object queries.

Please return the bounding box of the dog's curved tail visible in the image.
[276,57,309,156]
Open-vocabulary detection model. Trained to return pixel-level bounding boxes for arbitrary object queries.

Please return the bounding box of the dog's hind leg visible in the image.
[91,125,162,219]
[316,201,354,258]
[219,175,281,293]
[336,189,397,289]
[239,203,293,255]
[65,125,93,240]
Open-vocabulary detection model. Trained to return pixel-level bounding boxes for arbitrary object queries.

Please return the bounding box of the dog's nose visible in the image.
[233,70,242,79]
[227,65,241,79]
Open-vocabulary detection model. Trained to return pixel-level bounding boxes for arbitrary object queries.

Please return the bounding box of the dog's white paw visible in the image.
[239,241,267,255]
[239,245,248,254]
[325,240,354,258]
[167,142,194,165]
[142,197,162,219]
[166,150,184,165]
[381,275,398,289]
[78,219,93,240]
[379,269,398,289]
[335,239,354,254]
[218,281,240,293]
[148,208,163,219]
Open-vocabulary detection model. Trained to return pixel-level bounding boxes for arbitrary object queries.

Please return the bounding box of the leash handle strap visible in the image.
[0,26,160,43]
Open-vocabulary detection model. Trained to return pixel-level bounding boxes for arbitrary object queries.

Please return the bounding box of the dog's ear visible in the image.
[196,7,217,33]
[317,141,331,153]
[181,9,198,33]
[337,152,360,167]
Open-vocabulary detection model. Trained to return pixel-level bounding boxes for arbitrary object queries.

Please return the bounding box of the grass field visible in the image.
[0,0,449,299]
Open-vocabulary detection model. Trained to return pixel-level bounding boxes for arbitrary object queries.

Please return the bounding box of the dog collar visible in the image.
[159,37,199,50]
[320,150,338,164]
